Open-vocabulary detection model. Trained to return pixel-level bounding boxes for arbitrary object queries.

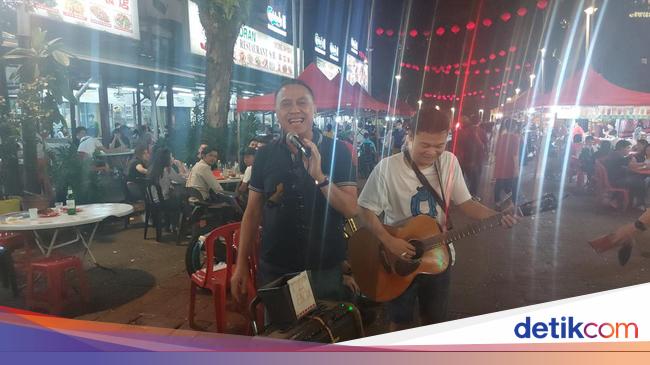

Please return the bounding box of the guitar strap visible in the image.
[403,150,453,231]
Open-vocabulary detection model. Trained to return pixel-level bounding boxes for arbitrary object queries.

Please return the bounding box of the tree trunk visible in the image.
[21,119,40,194]
[198,7,242,129]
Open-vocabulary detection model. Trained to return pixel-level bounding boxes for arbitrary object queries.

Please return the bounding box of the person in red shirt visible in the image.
[493,119,521,204]
[455,116,487,197]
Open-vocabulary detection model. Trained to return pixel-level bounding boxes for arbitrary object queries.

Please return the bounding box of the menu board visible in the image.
[189,1,296,78]
[346,54,369,91]
[32,0,140,39]
[316,57,340,80]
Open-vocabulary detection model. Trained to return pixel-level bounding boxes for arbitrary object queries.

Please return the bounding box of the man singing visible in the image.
[231,79,357,303]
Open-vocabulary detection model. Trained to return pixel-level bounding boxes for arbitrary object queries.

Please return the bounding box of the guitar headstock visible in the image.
[517,193,558,217]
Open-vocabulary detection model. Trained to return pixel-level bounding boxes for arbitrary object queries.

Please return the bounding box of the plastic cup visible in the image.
[55,202,63,212]
[28,208,38,219]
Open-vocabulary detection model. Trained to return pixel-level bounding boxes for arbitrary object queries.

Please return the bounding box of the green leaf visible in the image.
[31,28,46,51]
[52,50,70,66]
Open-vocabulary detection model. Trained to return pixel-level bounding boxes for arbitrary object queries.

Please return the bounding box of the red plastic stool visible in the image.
[26,256,90,314]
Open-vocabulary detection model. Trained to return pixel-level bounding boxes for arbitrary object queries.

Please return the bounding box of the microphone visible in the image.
[286,132,312,158]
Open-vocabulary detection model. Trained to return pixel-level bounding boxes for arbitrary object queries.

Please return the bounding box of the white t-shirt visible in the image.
[77,136,103,155]
[358,151,472,264]
[358,151,471,228]
[242,165,252,184]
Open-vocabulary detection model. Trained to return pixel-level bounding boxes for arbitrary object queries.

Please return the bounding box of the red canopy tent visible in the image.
[534,68,650,107]
[237,63,391,113]
[237,63,341,112]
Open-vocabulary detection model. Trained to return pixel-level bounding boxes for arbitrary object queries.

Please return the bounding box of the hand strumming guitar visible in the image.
[382,235,416,260]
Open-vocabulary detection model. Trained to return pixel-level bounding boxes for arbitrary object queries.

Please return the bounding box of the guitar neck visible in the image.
[423,213,503,249]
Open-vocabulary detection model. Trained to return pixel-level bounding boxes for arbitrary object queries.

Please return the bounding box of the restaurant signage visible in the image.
[267,4,288,37]
[329,42,340,62]
[316,57,340,80]
[314,33,327,56]
[350,37,359,55]
[346,53,369,91]
[32,0,140,39]
[189,2,296,78]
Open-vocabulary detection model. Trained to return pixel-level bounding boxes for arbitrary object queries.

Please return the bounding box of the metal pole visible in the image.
[366,0,376,93]
[98,73,111,146]
[299,0,304,73]
[292,0,298,78]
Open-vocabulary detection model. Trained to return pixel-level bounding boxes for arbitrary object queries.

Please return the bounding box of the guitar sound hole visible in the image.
[409,239,424,260]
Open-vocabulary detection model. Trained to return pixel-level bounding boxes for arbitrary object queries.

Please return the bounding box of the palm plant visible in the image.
[2,27,75,193]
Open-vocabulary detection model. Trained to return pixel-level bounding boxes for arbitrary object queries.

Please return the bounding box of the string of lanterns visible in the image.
[375,0,549,38]
[422,80,520,101]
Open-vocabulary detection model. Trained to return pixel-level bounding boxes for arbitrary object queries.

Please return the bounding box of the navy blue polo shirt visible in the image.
[249,130,356,273]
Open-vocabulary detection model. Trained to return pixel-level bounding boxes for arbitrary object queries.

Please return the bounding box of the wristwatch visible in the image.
[315,177,330,188]
[634,220,647,232]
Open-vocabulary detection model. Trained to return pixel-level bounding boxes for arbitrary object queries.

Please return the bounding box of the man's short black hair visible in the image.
[243,147,256,156]
[615,140,632,151]
[274,79,315,102]
[203,145,219,155]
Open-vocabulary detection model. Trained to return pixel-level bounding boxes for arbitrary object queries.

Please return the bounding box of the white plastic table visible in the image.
[0,203,134,264]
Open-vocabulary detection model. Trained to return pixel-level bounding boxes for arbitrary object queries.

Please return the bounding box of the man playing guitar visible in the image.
[357,108,518,331]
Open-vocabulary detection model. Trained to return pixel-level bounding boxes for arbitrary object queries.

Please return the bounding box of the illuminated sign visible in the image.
[316,57,340,80]
[329,42,339,62]
[32,0,140,39]
[188,2,296,78]
[346,53,369,91]
[314,33,327,56]
[267,5,287,37]
[350,37,359,55]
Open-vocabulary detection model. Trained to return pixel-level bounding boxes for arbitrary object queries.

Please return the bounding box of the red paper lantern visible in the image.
[482,18,493,27]
[466,22,476,30]
[517,7,528,17]
[404,63,411,68]
[505,66,511,71]
[485,69,491,74]
[436,27,446,36]
[413,65,420,71]
[470,59,478,65]
[386,29,394,36]
[451,24,461,34]
[498,50,506,57]
[375,27,384,36]
[454,70,461,75]
[525,62,532,68]
[409,29,418,37]
[489,53,497,60]
[423,31,431,37]
[515,64,521,70]
[454,63,460,68]
[501,12,512,22]
[537,0,548,10]
[481,95,486,99]
[474,70,480,75]
[509,80,514,84]
[424,65,430,71]
[490,86,495,90]
[496,92,500,96]
[495,67,501,73]
[479,57,487,64]
[509,46,517,52]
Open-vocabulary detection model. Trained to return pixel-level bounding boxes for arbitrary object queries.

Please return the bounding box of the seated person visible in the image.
[593,140,612,162]
[148,148,188,201]
[238,147,256,196]
[126,144,150,182]
[632,139,648,163]
[579,136,597,178]
[603,140,646,209]
[185,145,223,201]
[76,127,108,158]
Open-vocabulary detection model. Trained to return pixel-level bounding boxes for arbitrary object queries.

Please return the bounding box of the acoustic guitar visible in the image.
[348,193,558,302]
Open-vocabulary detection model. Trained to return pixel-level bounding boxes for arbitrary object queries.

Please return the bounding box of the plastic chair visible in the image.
[188,222,256,333]
[143,180,166,242]
[594,160,629,211]
[26,256,90,314]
